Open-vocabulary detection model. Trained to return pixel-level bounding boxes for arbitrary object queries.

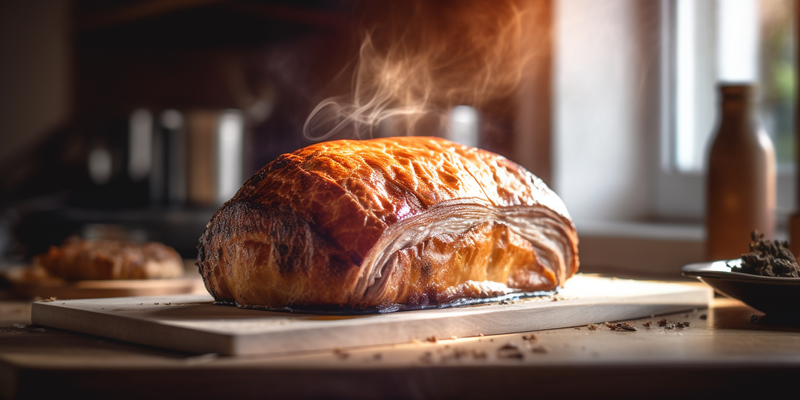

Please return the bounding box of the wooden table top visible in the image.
[2,289,800,400]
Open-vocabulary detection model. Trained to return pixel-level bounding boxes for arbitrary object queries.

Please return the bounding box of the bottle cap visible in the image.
[718,83,757,98]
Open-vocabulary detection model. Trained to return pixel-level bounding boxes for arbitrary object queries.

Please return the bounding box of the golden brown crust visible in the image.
[198,136,579,309]
[35,237,184,280]
[198,202,360,306]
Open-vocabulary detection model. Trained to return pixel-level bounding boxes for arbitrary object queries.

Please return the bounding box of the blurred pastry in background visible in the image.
[34,236,184,280]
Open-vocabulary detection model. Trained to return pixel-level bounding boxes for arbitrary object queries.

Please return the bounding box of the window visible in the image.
[553,0,796,275]
[657,0,796,220]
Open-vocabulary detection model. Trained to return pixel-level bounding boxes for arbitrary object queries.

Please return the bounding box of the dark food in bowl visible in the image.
[730,231,800,278]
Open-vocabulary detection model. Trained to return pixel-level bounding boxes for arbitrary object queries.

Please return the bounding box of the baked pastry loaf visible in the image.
[35,237,184,280]
[198,137,578,309]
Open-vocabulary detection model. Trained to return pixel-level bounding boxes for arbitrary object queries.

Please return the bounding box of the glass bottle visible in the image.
[705,84,776,261]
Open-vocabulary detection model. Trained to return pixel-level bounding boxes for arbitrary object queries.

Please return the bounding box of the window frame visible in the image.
[654,0,796,224]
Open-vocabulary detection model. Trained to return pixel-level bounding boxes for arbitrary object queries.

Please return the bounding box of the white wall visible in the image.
[553,0,660,223]
[0,0,71,166]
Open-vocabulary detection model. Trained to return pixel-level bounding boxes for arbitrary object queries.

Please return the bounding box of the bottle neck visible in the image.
[719,96,756,130]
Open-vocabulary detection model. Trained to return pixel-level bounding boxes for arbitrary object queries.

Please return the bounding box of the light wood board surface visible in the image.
[30,275,712,356]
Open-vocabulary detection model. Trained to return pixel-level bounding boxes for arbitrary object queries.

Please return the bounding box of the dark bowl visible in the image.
[681,259,800,317]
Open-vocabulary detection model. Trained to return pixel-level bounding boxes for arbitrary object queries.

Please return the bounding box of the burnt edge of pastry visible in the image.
[212,288,559,315]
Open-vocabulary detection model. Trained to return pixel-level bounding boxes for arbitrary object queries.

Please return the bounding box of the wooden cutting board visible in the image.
[31,275,712,356]
[4,261,206,300]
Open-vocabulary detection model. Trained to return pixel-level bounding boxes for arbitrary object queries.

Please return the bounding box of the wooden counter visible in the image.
[2,291,800,399]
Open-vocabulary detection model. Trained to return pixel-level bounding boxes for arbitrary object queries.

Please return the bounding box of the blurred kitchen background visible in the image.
[0,0,795,279]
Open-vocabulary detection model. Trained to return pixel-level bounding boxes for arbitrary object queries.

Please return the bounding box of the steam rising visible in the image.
[303,0,528,140]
